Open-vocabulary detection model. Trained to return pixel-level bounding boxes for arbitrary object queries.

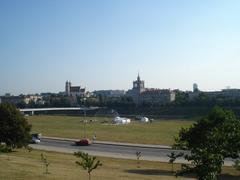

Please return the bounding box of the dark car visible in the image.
[31,133,41,144]
[75,138,92,146]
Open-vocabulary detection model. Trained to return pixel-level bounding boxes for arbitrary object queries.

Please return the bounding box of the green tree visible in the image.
[41,153,50,174]
[74,152,102,180]
[0,103,31,150]
[135,151,142,168]
[173,91,189,106]
[173,106,240,180]
[233,159,240,171]
[167,152,183,173]
[0,144,11,153]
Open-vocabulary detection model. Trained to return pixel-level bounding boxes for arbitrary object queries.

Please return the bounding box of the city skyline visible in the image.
[1,0,240,95]
[0,75,238,96]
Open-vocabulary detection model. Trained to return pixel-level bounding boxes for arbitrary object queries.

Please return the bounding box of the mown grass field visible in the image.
[28,115,193,145]
[1,149,239,180]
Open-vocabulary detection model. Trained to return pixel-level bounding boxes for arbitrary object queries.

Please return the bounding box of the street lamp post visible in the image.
[83,110,87,138]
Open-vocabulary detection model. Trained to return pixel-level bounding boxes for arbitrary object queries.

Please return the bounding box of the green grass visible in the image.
[28,115,193,145]
[0,149,239,180]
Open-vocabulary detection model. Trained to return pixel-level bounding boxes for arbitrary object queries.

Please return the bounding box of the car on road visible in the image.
[75,138,92,146]
[31,133,41,144]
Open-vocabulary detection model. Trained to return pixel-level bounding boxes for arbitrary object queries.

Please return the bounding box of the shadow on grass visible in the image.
[219,174,240,180]
[126,169,172,176]
[126,169,195,178]
[0,150,17,154]
[126,169,240,179]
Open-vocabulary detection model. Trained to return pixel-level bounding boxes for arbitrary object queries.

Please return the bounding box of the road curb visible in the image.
[42,136,172,149]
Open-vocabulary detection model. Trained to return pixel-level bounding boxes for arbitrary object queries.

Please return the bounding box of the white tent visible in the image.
[140,117,149,123]
[113,116,131,124]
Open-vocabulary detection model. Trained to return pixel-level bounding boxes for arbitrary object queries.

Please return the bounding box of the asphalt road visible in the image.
[43,138,182,155]
[31,138,234,166]
[33,138,187,163]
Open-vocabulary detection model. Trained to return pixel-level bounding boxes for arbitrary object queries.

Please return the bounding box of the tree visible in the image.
[167,152,183,173]
[233,159,240,171]
[172,91,189,106]
[135,151,142,168]
[0,144,11,153]
[173,106,240,180]
[74,152,102,180]
[0,103,31,150]
[41,153,50,174]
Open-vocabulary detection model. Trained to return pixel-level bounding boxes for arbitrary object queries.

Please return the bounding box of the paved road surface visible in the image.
[30,138,234,166]
[32,138,187,163]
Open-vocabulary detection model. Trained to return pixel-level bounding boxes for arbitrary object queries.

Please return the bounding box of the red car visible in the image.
[75,138,92,146]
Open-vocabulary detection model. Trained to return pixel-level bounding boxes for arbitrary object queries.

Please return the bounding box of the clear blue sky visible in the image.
[1,0,240,95]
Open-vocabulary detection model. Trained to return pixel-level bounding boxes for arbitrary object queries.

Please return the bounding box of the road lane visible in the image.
[30,138,234,166]
[40,138,185,157]
[30,138,189,163]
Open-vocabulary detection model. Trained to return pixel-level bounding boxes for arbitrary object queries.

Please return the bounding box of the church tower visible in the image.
[130,73,145,105]
[133,73,145,93]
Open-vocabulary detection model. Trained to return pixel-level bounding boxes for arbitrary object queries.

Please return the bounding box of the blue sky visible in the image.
[1,0,240,95]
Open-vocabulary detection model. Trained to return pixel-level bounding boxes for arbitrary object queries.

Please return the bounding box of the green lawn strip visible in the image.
[28,115,193,145]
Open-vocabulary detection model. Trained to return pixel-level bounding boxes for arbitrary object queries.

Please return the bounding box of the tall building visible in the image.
[127,74,175,106]
[127,73,145,104]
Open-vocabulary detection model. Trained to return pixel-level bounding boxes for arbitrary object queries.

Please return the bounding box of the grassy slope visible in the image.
[28,115,193,145]
[0,149,239,180]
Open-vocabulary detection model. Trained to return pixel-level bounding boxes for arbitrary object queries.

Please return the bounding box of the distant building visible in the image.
[93,90,125,97]
[126,74,175,105]
[188,84,240,100]
[65,81,86,97]
[24,95,44,105]
[65,81,89,106]
[0,94,44,106]
[139,88,175,105]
